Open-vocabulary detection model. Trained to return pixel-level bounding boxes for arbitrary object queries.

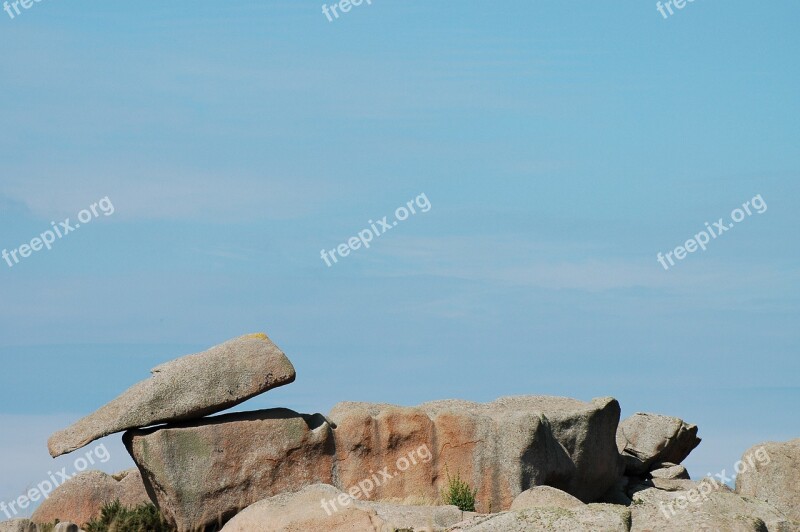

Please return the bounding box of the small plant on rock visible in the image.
[441,467,478,512]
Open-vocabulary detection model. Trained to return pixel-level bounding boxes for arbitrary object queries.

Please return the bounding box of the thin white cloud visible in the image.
[367,235,797,295]
[1,167,336,222]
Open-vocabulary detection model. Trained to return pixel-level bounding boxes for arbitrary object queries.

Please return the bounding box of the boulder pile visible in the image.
[4,333,796,531]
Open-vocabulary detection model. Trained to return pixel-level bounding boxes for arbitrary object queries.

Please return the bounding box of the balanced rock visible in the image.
[616,413,700,475]
[31,469,150,527]
[124,409,335,531]
[221,484,470,531]
[736,438,800,524]
[48,333,295,457]
[329,396,622,511]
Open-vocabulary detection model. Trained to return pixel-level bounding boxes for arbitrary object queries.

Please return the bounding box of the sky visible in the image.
[0,0,798,515]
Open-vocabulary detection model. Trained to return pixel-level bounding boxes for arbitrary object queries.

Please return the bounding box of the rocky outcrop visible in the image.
[510,486,585,510]
[41,331,794,531]
[124,408,335,531]
[616,413,700,475]
[736,439,800,524]
[630,477,796,531]
[48,333,296,457]
[220,484,471,531]
[329,396,621,511]
[451,504,631,531]
[30,469,150,526]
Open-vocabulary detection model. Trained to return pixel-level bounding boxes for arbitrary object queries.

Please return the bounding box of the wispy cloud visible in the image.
[0,167,336,222]
[366,235,798,296]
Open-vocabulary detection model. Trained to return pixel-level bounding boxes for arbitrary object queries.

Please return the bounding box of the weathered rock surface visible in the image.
[617,413,701,475]
[450,504,631,531]
[649,462,690,480]
[0,520,36,532]
[510,485,585,511]
[31,469,150,526]
[53,524,80,532]
[221,484,471,532]
[329,395,621,511]
[48,333,296,457]
[497,396,624,502]
[124,408,334,532]
[736,439,800,524]
[631,478,796,532]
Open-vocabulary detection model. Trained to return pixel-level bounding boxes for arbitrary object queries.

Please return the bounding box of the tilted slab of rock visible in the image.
[124,409,335,532]
[631,478,796,532]
[329,395,622,511]
[48,333,295,457]
[31,469,150,527]
[616,412,701,475]
[221,484,472,532]
[736,438,800,525]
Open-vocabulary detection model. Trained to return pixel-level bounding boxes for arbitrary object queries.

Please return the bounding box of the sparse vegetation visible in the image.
[441,468,478,512]
[83,500,174,532]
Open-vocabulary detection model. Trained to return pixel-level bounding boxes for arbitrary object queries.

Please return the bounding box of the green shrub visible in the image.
[84,500,174,532]
[441,468,477,512]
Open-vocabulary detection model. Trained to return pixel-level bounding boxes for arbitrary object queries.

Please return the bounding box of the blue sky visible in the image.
[1,0,798,512]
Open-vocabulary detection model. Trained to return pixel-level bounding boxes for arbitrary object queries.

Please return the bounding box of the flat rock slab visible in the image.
[48,333,295,457]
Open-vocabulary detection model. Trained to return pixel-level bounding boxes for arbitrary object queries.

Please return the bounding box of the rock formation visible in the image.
[48,333,295,457]
[9,332,790,531]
